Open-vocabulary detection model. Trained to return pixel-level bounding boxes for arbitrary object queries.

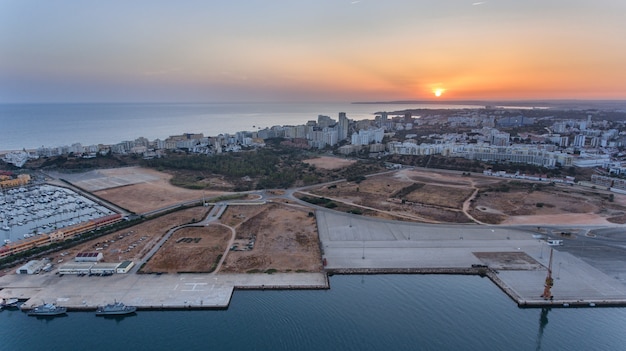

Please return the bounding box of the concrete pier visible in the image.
[0,272,328,311]
[317,210,626,308]
[1,209,625,309]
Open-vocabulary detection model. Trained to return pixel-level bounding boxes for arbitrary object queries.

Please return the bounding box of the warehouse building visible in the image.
[16,260,46,275]
[57,261,131,275]
[75,252,103,262]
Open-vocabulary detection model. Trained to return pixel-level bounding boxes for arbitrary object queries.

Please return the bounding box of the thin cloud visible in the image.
[472,1,486,5]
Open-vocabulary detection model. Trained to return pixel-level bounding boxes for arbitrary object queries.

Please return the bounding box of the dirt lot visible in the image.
[85,167,228,214]
[469,181,626,225]
[307,169,480,223]
[141,225,232,273]
[42,202,322,275]
[303,156,356,170]
[306,168,626,225]
[220,203,322,273]
[48,207,210,268]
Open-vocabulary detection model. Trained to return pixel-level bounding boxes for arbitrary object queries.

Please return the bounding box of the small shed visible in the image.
[88,262,120,275]
[116,261,134,274]
[75,252,103,262]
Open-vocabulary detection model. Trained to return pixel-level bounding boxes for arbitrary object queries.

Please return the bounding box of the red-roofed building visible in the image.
[75,252,103,262]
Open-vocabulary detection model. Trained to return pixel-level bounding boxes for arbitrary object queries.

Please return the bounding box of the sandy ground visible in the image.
[45,207,210,269]
[470,180,626,225]
[40,201,322,275]
[307,167,626,225]
[220,203,322,273]
[308,168,480,223]
[80,167,229,214]
[141,225,232,273]
[303,156,356,170]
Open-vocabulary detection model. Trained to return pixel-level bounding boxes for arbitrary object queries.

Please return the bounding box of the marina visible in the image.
[0,184,116,244]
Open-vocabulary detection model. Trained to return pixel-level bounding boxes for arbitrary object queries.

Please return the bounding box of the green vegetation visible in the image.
[208,254,223,273]
[142,145,327,190]
[299,196,333,206]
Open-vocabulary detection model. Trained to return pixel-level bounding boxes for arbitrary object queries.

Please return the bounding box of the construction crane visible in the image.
[541,247,554,300]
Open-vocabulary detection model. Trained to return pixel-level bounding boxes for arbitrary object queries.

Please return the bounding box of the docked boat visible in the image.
[95,301,136,316]
[1,298,19,308]
[27,303,67,316]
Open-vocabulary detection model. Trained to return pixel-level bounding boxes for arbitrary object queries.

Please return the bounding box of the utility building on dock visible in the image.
[75,252,103,262]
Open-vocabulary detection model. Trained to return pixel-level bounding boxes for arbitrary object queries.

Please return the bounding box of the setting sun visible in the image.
[433,88,445,97]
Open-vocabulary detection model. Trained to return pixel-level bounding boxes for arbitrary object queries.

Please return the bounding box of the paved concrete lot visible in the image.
[52,168,161,192]
[1,208,624,309]
[318,210,543,269]
[0,272,327,310]
[317,210,626,306]
[500,250,626,306]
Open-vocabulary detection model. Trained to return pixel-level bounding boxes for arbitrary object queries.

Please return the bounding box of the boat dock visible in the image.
[317,210,626,308]
[1,209,626,310]
[1,272,329,311]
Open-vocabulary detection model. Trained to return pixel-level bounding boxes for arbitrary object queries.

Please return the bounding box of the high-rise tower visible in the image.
[338,112,349,140]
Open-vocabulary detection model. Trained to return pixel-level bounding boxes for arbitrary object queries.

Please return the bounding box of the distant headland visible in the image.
[353,99,626,110]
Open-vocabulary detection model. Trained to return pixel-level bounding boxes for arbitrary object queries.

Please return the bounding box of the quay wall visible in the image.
[326,268,626,308]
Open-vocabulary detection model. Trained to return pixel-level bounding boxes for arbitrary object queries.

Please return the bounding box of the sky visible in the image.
[1,0,626,103]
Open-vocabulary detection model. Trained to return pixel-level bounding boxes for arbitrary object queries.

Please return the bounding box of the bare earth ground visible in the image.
[40,201,323,275]
[220,203,322,273]
[308,169,481,223]
[48,207,209,268]
[46,167,321,274]
[469,182,626,225]
[66,167,229,214]
[306,168,626,225]
[303,156,356,170]
[141,225,231,273]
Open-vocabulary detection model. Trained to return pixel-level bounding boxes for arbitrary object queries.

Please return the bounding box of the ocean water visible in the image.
[0,102,482,151]
[1,275,625,351]
[3,102,624,350]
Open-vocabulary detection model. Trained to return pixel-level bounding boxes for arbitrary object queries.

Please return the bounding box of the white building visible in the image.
[16,260,46,275]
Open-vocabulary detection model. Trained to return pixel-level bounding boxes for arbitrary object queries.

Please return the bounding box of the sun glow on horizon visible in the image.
[433,88,445,97]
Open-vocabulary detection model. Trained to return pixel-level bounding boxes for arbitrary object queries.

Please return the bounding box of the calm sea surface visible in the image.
[1,275,625,351]
[2,103,625,349]
[0,102,482,151]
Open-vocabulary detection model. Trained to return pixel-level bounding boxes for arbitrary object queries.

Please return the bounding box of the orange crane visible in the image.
[541,248,554,300]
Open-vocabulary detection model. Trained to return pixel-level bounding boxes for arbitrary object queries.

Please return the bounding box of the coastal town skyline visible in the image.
[2,1,626,103]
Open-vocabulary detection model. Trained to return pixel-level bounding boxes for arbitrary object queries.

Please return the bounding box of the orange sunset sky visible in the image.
[1,0,625,102]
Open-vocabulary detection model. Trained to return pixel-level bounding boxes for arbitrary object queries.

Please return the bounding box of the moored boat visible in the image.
[1,298,19,308]
[95,301,136,316]
[27,303,67,316]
